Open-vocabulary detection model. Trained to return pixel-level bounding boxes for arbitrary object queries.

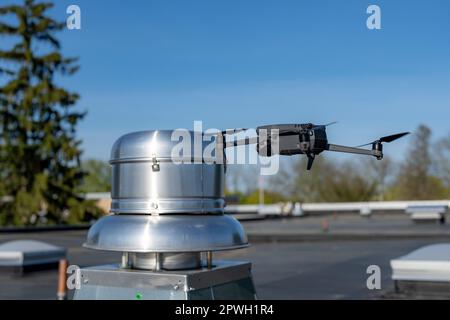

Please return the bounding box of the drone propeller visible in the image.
[314,121,338,128]
[356,132,410,148]
[379,132,411,143]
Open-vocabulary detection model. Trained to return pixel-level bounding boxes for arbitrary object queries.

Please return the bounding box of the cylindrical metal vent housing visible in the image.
[109,130,225,214]
[84,129,249,270]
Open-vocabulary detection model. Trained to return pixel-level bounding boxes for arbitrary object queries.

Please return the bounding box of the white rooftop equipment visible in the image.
[406,205,447,224]
[0,240,66,271]
[292,202,304,217]
[391,243,450,297]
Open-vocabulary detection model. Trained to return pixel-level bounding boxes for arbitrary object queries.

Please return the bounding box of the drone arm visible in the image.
[224,136,259,148]
[326,144,382,158]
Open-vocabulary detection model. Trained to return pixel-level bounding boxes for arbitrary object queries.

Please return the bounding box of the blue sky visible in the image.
[3,0,450,161]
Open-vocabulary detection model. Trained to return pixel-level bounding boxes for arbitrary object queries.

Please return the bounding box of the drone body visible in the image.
[221,123,409,170]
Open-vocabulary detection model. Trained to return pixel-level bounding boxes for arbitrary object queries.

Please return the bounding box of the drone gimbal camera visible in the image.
[219,123,409,170]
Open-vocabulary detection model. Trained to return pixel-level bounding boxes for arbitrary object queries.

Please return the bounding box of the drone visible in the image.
[214,123,409,170]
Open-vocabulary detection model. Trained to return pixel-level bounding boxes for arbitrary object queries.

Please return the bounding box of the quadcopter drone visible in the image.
[215,123,409,170]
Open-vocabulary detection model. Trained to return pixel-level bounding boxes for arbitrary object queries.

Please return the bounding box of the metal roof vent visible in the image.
[75,130,256,300]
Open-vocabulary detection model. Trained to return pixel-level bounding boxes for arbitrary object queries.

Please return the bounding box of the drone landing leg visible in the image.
[306,154,315,170]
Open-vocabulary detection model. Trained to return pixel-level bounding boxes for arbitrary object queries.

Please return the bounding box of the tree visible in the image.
[287,156,337,202]
[274,156,378,203]
[319,160,378,202]
[392,124,447,200]
[0,1,98,225]
[434,133,450,192]
[239,190,286,204]
[80,159,111,193]
[225,164,259,194]
[361,155,396,200]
